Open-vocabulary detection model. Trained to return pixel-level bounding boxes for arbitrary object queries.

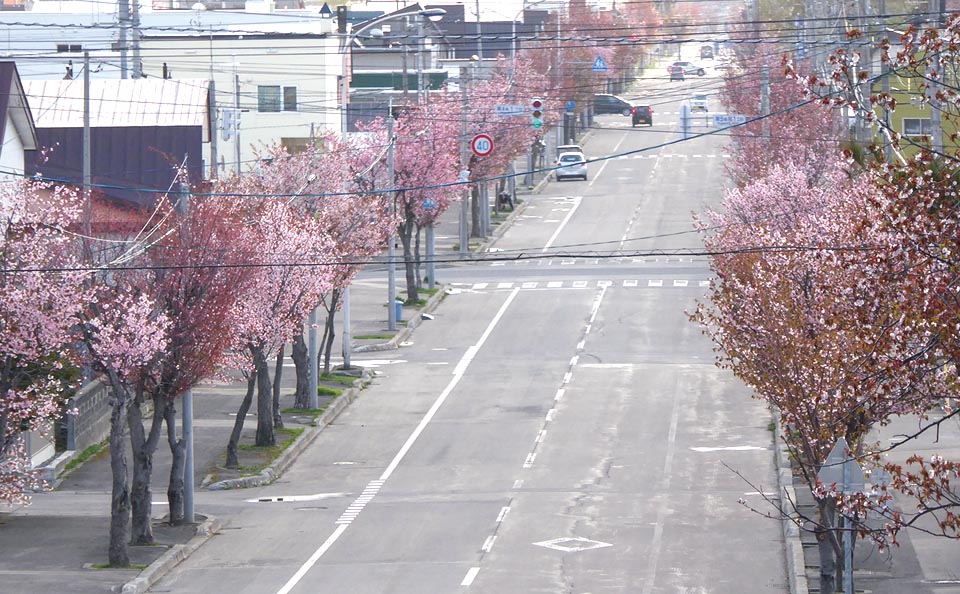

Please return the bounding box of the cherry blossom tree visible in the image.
[75,288,168,567]
[0,180,87,505]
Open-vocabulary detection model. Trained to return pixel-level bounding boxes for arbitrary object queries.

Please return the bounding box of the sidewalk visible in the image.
[0,149,554,594]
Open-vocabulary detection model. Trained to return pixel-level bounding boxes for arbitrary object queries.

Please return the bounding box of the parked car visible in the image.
[669,65,685,81]
[556,152,588,181]
[631,105,653,126]
[689,93,708,112]
[669,61,706,76]
[593,93,634,116]
[700,45,714,59]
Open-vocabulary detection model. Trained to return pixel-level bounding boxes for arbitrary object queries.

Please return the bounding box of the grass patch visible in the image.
[64,439,108,472]
[236,427,305,460]
[768,421,776,433]
[320,373,356,386]
[420,287,439,297]
[91,563,149,570]
[281,407,324,418]
[354,333,394,340]
[317,386,342,397]
[403,297,427,307]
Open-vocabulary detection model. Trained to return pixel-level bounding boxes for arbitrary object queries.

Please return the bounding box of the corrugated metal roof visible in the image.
[23,78,208,129]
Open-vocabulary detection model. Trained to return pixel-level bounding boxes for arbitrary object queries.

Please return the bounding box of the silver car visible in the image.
[556,152,587,181]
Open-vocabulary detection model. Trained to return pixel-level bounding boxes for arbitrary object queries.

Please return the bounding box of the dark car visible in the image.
[700,45,714,59]
[669,65,685,81]
[631,105,653,126]
[593,93,634,116]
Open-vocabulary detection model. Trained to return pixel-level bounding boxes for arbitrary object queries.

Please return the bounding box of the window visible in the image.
[258,85,298,112]
[56,44,82,53]
[903,117,932,138]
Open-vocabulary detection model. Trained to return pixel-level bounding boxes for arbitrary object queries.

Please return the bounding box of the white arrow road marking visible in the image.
[247,493,348,503]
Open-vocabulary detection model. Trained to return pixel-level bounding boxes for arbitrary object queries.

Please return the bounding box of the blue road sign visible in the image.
[592,55,608,73]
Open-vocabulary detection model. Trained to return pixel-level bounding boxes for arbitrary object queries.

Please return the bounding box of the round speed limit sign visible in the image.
[471,134,494,157]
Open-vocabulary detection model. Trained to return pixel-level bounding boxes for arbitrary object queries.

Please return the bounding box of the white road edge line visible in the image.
[588,131,629,188]
[274,289,521,594]
[461,567,481,586]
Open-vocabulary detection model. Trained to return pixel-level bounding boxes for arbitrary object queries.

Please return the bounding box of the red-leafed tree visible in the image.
[0,180,87,505]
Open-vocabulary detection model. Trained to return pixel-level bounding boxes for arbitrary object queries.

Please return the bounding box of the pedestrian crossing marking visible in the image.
[573,281,588,288]
[522,282,538,289]
[624,279,638,287]
[547,281,563,288]
[497,282,514,289]
[649,279,663,287]
[673,280,688,287]
[454,279,711,292]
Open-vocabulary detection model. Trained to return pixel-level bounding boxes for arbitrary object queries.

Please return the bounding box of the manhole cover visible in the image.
[533,536,613,552]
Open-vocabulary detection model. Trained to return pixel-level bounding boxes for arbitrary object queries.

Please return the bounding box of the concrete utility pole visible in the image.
[118,0,129,78]
[234,64,242,175]
[459,66,470,258]
[131,0,142,79]
[176,158,195,525]
[82,52,90,238]
[387,109,397,331]
[761,64,770,138]
[930,0,945,154]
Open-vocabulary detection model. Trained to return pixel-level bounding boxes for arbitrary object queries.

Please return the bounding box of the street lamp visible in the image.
[416,8,446,105]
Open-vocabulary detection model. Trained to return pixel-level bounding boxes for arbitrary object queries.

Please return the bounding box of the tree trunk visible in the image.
[322,289,340,375]
[226,373,256,468]
[128,389,164,545]
[253,345,275,447]
[164,401,186,525]
[272,348,284,428]
[291,332,310,409]
[107,382,130,567]
[400,208,418,304]
[414,224,422,291]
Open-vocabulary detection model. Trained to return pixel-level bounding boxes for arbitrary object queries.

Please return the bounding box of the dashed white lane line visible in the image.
[554,389,565,401]
[523,453,537,468]
[513,479,524,489]
[481,535,497,552]
[542,196,582,252]
[545,408,557,422]
[461,567,480,586]
[496,506,511,522]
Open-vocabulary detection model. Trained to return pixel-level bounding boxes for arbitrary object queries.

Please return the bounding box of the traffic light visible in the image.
[531,97,544,129]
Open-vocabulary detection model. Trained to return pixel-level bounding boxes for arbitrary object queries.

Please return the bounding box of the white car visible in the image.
[690,93,709,112]
[556,152,587,181]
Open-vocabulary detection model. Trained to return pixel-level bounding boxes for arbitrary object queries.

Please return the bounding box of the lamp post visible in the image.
[415,8,445,288]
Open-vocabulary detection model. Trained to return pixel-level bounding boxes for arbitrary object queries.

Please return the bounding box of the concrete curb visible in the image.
[206,371,370,491]
[353,281,449,353]
[120,514,222,594]
[775,416,810,594]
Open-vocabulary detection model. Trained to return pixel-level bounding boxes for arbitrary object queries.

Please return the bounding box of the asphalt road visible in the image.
[148,74,788,594]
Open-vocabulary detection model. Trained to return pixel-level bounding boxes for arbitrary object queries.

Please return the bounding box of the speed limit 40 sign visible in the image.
[471,133,494,157]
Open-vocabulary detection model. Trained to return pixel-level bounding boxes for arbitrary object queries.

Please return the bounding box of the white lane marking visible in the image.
[641,390,682,594]
[277,291,520,594]
[472,283,488,289]
[497,282,514,289]
[482,535,497,552]
[560,259,576,265]
[648,279,663,287]
[535,430,547,443]
[554,389,565,401]
[522,282,538,289]
[275,524,349,594]
[461,567,480,586]
[545,408,556,422]
[333,461,354,465]
[542,196,582,252]
[427,362,449,365]
[624,279,638,287]
[496,506,511,523]
[674,279,689,287]
[569,355,579,366]
[547,281,563,288]
[573,280,588,288]
[690,445,767,452]
[576,340,585,350]
[699,280,710,287]
[513,479,524,489]
[562,372,572,384]
[523,453,537,468]
[381,289,520,482]
[589,131,628,187]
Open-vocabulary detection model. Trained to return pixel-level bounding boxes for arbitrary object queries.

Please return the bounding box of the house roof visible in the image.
[23,78,209,131]
[0,61,38,153]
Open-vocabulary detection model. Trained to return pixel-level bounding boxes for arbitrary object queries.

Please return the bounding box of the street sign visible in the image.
[494,104,526,116]
[471,134,494,157]
[816,437,866,493]
[592,55,608,73]
[713,114,748,127]
[566,100,576,112]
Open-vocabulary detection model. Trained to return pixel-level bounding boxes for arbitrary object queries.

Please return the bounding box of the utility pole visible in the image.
[118,0,129,78]
[82,52,91,238]
[234,63,241,174]
[930,0,945,154]
[459,66,470,258]
[131,0,142,79]
[761,64,770,138]
[387,108,397,331]
[176,157,195,525]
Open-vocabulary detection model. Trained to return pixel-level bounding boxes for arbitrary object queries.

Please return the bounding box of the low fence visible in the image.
[63,379,111,454]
